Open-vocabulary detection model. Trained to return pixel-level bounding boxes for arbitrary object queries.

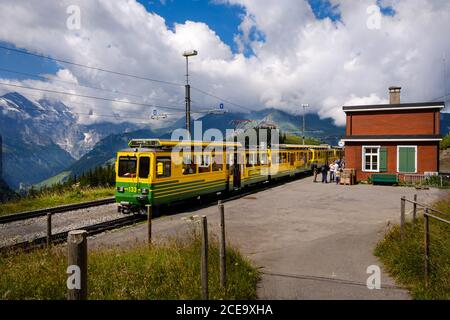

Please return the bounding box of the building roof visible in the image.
[341,134,442,142]
[343,101,445,113]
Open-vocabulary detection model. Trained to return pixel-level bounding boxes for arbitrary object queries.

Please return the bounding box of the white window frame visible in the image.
[397,146,418,174]
[362,146,381,173]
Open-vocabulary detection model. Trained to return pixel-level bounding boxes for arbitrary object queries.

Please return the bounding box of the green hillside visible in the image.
[37,109,345,186]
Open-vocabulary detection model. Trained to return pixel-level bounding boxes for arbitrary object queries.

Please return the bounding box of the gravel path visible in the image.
[88,180,446,300]
[0,204,122,247]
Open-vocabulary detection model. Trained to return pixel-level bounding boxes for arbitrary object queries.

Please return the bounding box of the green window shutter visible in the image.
[398,147,416,173]
[406,148,416,173]
[380,147,387,172]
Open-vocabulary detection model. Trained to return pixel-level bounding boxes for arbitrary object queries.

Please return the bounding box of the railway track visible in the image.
[0,173,311,255]
[0,214,145,255]
[0,197,116,224]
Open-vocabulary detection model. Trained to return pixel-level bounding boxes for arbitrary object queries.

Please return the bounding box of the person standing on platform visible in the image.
[329,162,336,183]
[311,161,319,183]
[321,163,329,184]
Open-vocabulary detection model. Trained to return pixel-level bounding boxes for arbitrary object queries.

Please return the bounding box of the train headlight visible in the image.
[141,188,149,195]
[117,186,125,193]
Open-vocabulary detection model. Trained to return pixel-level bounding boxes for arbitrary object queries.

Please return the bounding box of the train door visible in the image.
[137,153,152,195]
[233,149,241,189]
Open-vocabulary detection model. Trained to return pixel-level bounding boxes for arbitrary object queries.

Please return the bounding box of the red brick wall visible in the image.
[346,110,439,136]
[344,142,439,181]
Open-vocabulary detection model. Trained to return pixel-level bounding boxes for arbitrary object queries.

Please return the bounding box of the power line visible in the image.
[0,45,257,113]
[191,86,254,112]
[0,82,221,117]
[0,88,183,122]
[0,45,183,88]
[0,66,182,105]
[0,82,189,112]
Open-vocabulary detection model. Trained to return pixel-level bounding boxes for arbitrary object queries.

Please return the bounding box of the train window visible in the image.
[212,154,223,172]
[156,157,171,178]
[247,153,258,167]
[271,152,279,164]
[118,156,137,178]
[139,156,151,179]
[198,154,211,173]
[260,153,268,165]
[182,155,197,175]
[227,153,234,166]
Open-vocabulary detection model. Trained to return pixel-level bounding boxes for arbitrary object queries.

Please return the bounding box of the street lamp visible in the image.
[301,104,309,145]
[183,50,198,138]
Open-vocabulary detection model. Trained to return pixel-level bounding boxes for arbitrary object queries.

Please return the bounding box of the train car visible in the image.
[115,139,242,213]
[115,139,344,213]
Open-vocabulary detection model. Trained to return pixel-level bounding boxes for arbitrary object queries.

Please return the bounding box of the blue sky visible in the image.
[0,0,353,82]
[0,0,397,81]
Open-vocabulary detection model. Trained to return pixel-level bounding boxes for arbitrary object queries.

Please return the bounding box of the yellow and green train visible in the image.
[115,139,343,213]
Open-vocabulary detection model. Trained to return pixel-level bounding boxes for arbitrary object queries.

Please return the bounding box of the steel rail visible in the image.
[0,197,116,224]
[0,172,313,255]
[0,215,144,255]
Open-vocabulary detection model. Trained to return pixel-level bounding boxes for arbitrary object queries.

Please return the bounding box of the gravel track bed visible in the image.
[0,204,122,247]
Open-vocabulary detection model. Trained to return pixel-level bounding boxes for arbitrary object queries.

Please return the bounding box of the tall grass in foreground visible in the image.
[0,233,259,300]
[0,187,114,216]
[375,195,450,300]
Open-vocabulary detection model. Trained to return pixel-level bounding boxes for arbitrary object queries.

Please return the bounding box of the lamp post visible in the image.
[301,104,309,145]
[183,50,198,138]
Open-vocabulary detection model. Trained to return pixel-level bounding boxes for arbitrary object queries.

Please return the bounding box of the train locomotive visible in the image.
[115,139,343,214]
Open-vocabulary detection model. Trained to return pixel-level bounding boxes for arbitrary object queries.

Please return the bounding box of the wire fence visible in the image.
[398,174,450,188]
[400,196,450,289]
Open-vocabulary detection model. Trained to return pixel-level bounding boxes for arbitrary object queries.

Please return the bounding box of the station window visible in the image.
[363,147,380,172]
[118,156,137,178]
[156,157,171,178]
[139,156,151,179]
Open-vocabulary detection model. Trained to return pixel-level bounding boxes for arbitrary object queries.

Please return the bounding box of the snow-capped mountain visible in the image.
[0,92,144,189]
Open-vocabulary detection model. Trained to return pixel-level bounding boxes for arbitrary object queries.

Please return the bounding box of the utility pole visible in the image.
[444,56,449,109]
[301,104,309,145]
[183,50,198,139]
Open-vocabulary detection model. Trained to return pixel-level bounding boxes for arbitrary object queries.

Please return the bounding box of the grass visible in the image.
[0,187,114,216]
[0,232,259,300]
[375,194,450,300]
[34,171,72,189]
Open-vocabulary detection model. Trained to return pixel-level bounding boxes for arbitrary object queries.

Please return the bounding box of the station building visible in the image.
[342,87,445,182]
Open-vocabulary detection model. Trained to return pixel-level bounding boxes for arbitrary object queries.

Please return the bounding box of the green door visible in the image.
[398,147,416,173]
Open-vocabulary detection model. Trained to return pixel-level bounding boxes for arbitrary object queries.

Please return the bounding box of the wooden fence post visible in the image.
[146,205,152,247]
[201,215,209,300]
[67,230,88,300]
[413,194,417,225]
[46,213,52,247]
[424,209,430,288]
[400,196,406,237]
[218,200,226,288]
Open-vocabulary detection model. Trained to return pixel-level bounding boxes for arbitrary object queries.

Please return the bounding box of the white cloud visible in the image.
[0,0,448,127]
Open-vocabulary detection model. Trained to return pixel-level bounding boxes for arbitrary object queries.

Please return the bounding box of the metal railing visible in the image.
[400,195,450,287]
[398,174,450,188]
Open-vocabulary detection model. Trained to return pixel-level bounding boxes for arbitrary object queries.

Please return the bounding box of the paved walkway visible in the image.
[89,178,446,300]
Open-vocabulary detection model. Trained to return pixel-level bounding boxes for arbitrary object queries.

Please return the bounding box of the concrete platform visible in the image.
[89,178,446,300]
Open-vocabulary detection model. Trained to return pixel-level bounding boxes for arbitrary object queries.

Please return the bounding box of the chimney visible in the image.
[389,86,401,104]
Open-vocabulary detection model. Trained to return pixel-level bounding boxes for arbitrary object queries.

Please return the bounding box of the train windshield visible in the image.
[118,156,137,178]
